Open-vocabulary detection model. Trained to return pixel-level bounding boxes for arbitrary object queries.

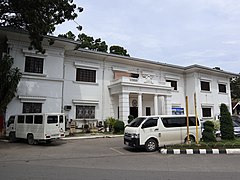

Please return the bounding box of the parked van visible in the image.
[6,113,65,144]
[124,115,201,152]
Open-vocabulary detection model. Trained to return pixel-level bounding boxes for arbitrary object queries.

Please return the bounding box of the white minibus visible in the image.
[124,115,201,152]
[6,113,65,144]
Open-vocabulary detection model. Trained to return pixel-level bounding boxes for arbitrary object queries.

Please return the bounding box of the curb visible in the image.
[160,148,240,155]
[63,134,123,140]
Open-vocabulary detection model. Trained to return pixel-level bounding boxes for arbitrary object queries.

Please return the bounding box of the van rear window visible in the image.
[47,116,58,124]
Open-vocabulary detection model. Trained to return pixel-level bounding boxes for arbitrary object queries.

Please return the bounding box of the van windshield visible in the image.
[129,117,146,127]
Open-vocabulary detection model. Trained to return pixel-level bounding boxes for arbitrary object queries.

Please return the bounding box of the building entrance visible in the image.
[130,107,138,118]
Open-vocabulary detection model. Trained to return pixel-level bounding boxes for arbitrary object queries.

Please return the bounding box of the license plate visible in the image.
[51,134,59,137]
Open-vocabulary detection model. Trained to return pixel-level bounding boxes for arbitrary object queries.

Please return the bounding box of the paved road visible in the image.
[0,137,240,180]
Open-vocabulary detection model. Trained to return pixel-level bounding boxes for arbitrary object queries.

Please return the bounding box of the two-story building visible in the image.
[1,27,238,128]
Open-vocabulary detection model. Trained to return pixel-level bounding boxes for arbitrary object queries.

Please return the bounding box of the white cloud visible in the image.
[54,0,240,73]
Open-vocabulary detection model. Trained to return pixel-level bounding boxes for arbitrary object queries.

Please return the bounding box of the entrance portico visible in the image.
[108,76,173,124]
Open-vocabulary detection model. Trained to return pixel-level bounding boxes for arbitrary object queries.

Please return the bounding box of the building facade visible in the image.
[1,28,237,127]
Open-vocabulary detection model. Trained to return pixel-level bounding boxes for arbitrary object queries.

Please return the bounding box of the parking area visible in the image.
[1,137,240,180]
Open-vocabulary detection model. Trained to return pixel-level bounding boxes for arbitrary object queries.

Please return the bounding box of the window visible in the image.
[166,80,177,90]
[201,81,210,91]
[60,115,64,123]
[142,118,158,128]
[7,116,15,127]
[17,115,24,123]
[47,116,58,124]
[202,108,212,117]
[25,56,44,74]
[130,73,139,78]
[76,68,96,83]
[146,107,151,116]
[219,84,226,93]
[162,117,185,127]
[26,115,33,124]
[34,115,43,124]
[76,105,95,119]
[162,117,198,128]
[23,103,42,113]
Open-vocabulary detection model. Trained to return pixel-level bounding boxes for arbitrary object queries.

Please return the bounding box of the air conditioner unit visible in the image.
[64,105,72,111]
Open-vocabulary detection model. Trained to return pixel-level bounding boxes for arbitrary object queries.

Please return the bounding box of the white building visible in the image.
[1,28,238,127]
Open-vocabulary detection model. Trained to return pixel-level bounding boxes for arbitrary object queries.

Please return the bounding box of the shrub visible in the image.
[202,121,216,142]
[220,103,234,140]
[113,120,125,133]
[105,117,117,132]
[128,115,134,124]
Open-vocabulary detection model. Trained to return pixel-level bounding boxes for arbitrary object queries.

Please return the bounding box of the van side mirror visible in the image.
[141,124,146,129]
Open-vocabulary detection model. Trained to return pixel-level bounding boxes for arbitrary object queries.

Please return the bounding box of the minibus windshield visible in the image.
[129,117,146,127]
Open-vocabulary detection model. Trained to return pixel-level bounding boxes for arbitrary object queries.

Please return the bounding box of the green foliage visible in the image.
[0,54,22,114]
[61,32,130,56]
[202,121,216,142]
[231,76,240,100]
[58,31,76,40]
[113,120,124,133]
[0,0,82,53]
[220,103,234,140]
[128,115,134,124]
[76,33,108,52]
[110,45,130,56]
[105,117,117,132]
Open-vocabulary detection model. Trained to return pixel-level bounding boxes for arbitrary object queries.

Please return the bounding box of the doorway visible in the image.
[130,107,138,118]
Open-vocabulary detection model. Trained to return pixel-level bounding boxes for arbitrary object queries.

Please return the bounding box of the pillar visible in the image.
[138,93,142,116]
[119,92,129,125]
[164,95,172,115]
[154,94,158,115]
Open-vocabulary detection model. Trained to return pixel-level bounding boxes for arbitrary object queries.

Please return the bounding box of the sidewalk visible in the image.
[63,134,123,140]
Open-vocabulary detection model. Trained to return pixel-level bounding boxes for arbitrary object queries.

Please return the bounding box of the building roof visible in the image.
[0,26,239,77]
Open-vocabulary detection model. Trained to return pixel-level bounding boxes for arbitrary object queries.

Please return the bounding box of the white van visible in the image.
[6,113,65,144]
[124,115,201,152]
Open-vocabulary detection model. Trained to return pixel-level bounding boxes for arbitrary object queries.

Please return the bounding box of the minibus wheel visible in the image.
[145,138,158,152]
[9,132,16,143]
[27,134,35,145]
[184,136,195,144]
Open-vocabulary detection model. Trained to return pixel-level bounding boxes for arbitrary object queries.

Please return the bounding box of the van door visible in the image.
[6,116,16,136]
[59,115,65,134]
[139,117,160,146]
[46,115,60,138]
[160,117,183,145]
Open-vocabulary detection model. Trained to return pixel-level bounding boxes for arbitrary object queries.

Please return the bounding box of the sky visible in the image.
[54,0,240,74]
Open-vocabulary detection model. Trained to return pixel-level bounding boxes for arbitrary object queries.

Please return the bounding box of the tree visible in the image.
[220,103,234,140]
[110,45,130,56]
[76,33,108,52]
[202,121,216,142]
[58,31,76,40]
[231,76,240,100]
[0,54,22,115]
[0,0,83,53]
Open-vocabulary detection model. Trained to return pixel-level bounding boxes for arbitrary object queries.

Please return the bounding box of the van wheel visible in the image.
[145,139,158,152]
[9,132,16,143]
[185,136,195,144]
[27,134,35,145]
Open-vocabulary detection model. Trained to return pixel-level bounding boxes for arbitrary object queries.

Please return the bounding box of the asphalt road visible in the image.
[0,137,240,180]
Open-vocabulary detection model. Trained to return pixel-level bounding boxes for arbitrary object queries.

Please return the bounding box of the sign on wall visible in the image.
[172,107,184,115]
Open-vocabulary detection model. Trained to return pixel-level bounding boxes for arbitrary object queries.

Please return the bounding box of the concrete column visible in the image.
[164,95,172,115]
[154,94,158,115]
[159,96,164,115]
[119,92,129,125]
[138,93,142,116]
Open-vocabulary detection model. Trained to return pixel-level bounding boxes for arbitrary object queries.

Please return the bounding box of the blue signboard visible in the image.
[172,107,184,115]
